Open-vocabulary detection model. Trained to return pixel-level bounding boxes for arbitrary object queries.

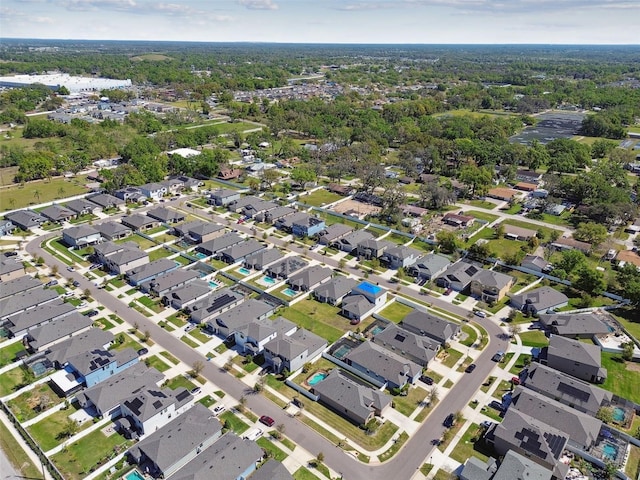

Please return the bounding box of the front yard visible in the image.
[601,352,640,404]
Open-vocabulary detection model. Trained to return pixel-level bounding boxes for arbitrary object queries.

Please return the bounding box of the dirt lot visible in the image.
[332,199,381,217]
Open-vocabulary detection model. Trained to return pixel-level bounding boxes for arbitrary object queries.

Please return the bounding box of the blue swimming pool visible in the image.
[237,267,251,275]
[282,288,297,297]
[356,281,382,296]
[602,442,619,461]
[125,470,145,480]
[371,326,385,335]
[613,407,625,423]
[209,281,219,288]
[308,372,327,386]
[261,276,276,285]
[195,252,208,259]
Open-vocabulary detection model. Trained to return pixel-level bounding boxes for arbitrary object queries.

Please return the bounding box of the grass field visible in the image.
[601,352,640,404]
[378,302,414,323]
[518,330,549,348]
[0,175,90,210]
[0,420,41,479]
[0,366,29,396]
[298,189,343,207]
[441,348,463,368]
[144,355,171,372]
[279,300,347,342]
[392,386,428,417]
[449,423,492,463]
[0,341,26,367]
[464,210,499,223]
[27,403,92,451]
[219,411,249,434]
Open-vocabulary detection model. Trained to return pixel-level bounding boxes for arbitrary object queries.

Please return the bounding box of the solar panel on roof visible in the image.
[153,400,163,409]
[544,432,565,458]
[176,389,191,401]
[515,428,546,459]
[557,382,591,402]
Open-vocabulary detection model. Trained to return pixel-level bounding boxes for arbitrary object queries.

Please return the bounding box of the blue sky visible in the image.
[1,0,638,44]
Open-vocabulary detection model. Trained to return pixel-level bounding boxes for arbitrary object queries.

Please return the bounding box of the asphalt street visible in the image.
[26,205,508,480]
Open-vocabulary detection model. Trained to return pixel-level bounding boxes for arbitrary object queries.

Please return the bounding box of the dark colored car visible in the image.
[137,348,149,356]
[3,251,18,257]
[489,400,505,412]
[85,310,99,317]
[73,280,80,287]
[420,375,434,385]
[491,351,505,362]
[465,363,477,373]
[443,413,455,428]
[259,415,275,427]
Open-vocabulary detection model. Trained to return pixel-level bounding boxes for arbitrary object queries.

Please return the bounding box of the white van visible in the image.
[243,428,263,441]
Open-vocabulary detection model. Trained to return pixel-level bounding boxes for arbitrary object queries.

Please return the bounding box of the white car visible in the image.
[213,404,226,416]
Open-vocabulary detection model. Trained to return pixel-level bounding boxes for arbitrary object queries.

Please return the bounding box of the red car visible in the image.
[511,376,521,385]
[259,415,275,427]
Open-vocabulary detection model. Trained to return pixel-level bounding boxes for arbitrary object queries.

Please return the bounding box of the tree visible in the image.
[573,266,606,295]
[60,418,79,438]
[436,230,458,254]
[508,324,522,337]
[50,264,59,276]
[427,386,439,406]
[190,360,205,377]
[275,423,285,439]
[458,164,493,197]
[495,223,505,239]
[83,288,91,299]
[574,222,608,247]
[141,329,150,342]
[622,342,634,361]
[555,249,587,274]
[316,452,325,464]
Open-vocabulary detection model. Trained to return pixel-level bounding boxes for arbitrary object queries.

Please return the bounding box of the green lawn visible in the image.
[116,235,156,250]
[460,325,478,347]
[144,355,171,372]
[167,313,187,328]
[485,238,529,260]
[509,354,532,375]
[378,302,414,323]
[449,423,493,463]
[626,444,640,480]
[256,437,288,461]
[377,431,409,462]
[0,176,89,210]
[198,395,217,408]
[165,375,197,392]
[392,386,428,417]
[464,210,499,223]
[0,419,41,479]
[148,247,173,261]
[0,342,26,368]
[293,467,321,480]
[610,308,640,343]
[219,411,250,434]
[160,351,180,365]
[299,190,342,207]
[7,382,62,422]
[518,330,549,348]
[0,366,31,396]
[441,348,463,368]
[279,300,345,342]
[27,403,92,451]
[601,352,640,404]
[181,335,199,348]
[467,200,497,210]
[51,427,132,480]
[110,334,142,353]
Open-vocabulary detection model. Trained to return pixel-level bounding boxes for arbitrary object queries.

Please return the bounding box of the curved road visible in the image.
[27,213,508,480]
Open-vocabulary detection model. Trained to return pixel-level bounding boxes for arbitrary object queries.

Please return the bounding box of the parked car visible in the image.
[491,351,505,362]
[489,400,505,412]
[3,251,18,257]
[465,363,477,373]
[420,375,434,385]
[66,266,75,272]
[243,428,263,441]
[213,404,226,416]
[190,387,201,395]
[259,415,275,427]
[79,301,88,308]
[511,376,521,385]
[185,323,196,332]
[137,348,149,356]
[443,413,455,428]
[72,280,80,287]
[85,310,99,317]
[480,421,493,428]
[445,287,453,295]
[474,310,486,318]
[46,280,59,287]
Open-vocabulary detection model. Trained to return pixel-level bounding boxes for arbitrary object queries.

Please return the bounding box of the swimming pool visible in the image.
[259,276,276,286]
[333,344,352,360]
[195,252,208,259]
[613,407,626,423]
[208,281,219,288]
[602,442,619,461]
[282,288,297,297]
[125,470,145,480]
[371,326,385,335]
[356,281,382,296]
[308,372,327,386]
[237,267,251,275]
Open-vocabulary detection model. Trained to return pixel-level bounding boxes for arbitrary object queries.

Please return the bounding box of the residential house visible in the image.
[357,238,394,260]
[265,256,308,280]
[23,312,93,353]
[402,204,429,217]
[263,327,327,373]
[119,386,193,436]
[76,363,164,419]
[243,248,283,271]
[168,175,201,192]
[196,233,244,257]
[521,254,550,273]
[166,432,262,480]
[317,224,353,245]
[442,212,474,228]
[51,348,138,395]
[207,188,240,207]
[65,198,102,216]
[343,340,421,389]
[541,335,607,383]
[469,269,515,303]
[400,309,461,345]
[0,220,15,236]
[516,170,543,184]
[501,224,537,241]
[162,279,212,310]
[311,369,392,426]
[255,206,296,224]
[44,328,114,369]
[62,225,102,249]
[510,387,602,451]
[249,459,293,480]
[173,220,225,244]
[141,270,200,297]
[5,300,76,338]
[381,246,421,269]
[515,182,538,192]
[626,217,640,234]
[407,253,451,281]
[187,288,245,324]
[372,324,438,366]
[0,276,42,301]
[114,187,146,203]
[435,261,482,291]
[545,204,566,216]
[121,214,160,232]
[127,403,223,479]
[314,276,358,305]
[0,258,24,282]
[208,299,275,338]
[218,167,243,181]
[341,281,388,323]
[274,211,309,232]
[551,237,592,254]
[522,363,612,416]
[287,265,332,292]
[459,456,497,480]
[487,187,520,202]
[0,287,59,321]
[94,221,132,241]
[139,182,168,201]
[332,230,374,253]
[292,215,325,238]
[232,316,297,356]
[87,193,124,211]
[615,249,640,268]
[219,240,265,264]
[510,287,569,316]
[4,210,46,231]
[486,408,569,480]
[491,451,552,480]
[40,205,76,223]
[160,177,184,195]
[327,183,355,196]
[229,196,277,218]
[147,207,185,224]
[127,258,179,286]
[537,312,610,338]
[94,241,148,275]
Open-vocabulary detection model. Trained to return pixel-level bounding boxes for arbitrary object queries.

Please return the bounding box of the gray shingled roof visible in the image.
[0,261,27,283]
[62,224,100,241]
[244,248,283,269]
[372,324,438,365]
[313,276,358,301]
[538,312,610,337]
[68,347,137,377]
[248,459,292,480]
[509,286,569,311]
[401,309,459,344]
[7,300,76,334]
[287,265,332,290]
[147,206,185,223]
[471,269,514,289]
[345,341,421,386]
[127,258,177,284]
[0,287,59,319]
[189,288,244,323]
[198,232,244,255]
[26,312,93,349]
[0,275,42,301]
[87,193,124,208]
[123,386,192,422]
[263,328,327,362]
[547,335,603,369]
[94,221,131,238]
[213,299,274,332]
[45,328,115,366]
[317,223,353,243]
[165,279,211,304]
[121,214,158,230]
[144,269,200,294]
[492,450,552,480]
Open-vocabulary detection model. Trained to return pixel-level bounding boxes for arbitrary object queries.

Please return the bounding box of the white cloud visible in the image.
[237,0,279,10]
